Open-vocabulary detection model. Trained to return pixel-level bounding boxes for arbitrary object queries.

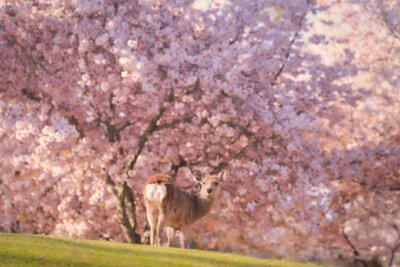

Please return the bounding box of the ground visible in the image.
[0,233,324,266]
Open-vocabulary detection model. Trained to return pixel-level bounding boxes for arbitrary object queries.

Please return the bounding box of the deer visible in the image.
[143,169,227,248]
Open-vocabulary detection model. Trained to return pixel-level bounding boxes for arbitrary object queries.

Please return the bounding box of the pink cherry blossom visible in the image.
[0,0,399,265]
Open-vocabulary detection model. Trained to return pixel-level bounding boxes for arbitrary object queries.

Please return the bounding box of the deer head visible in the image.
[191,169,227,200]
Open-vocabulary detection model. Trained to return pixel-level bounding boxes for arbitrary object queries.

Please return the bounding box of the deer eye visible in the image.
[213,182,219,186]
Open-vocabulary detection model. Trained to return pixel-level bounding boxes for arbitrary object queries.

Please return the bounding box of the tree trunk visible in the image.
[122,181,141,243]
[106,174,140,243]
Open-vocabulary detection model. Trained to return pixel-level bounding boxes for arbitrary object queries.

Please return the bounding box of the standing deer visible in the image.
[143,169,227,248]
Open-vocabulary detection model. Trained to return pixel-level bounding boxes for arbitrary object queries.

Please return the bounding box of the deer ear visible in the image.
[217,170,227,182]
[191,169,203,183]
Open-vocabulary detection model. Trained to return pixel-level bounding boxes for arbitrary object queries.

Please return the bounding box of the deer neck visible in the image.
[195,192,216,219]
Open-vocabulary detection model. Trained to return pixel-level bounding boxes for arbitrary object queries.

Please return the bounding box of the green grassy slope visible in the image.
[0,233,323,267]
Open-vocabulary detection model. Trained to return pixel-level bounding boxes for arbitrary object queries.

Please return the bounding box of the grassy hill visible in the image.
[0,233,323,266]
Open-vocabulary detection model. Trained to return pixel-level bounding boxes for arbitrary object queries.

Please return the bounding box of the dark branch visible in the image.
[124,89,174,177]
[40,171,72,198]
[169,156,201,180]
[105,172,116,187]
[342,228,360,257]
[170,156,187,179]
[155,116,193,131]
[118,121,135,132]
[68,116,85,138]
[104,120,121,143]
[270,2,309,87]
[220,120,254,138]
[360,203,400,237]
[378,0,400,40]
[21,88,41,102]
[211,161,229,173]
[109,92,115,114]
[185,78,202,98]
[389,242,400,267]
[358,203,400,266]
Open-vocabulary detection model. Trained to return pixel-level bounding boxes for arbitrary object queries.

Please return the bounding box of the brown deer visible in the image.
[143,169,227,248]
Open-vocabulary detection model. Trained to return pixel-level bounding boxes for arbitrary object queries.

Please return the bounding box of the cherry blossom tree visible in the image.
[1,0,399,265]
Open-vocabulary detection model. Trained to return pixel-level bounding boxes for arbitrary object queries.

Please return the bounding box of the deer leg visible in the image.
[146,207,158,246]
[179,226,189,249]
[166,227,175,247]
[156,212,165,246]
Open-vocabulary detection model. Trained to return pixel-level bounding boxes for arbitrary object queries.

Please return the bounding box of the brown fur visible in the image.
[146,173,174,185]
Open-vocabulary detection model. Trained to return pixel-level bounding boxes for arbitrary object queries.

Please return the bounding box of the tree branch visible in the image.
[40,171,73,198]
[270,1,309,87]
[21,88,41,102]
[220,120,254,138]
[123,89,174,177]
[359,203,400,266]
[360,203,400,237]
[169,156,201,180]
[342,227,360,257]
[155,116,193,131]
[378,0,400,40]
[68,116,85,138]
[118,121,135,132]
[169,155,187,179]
[389,242,400,267]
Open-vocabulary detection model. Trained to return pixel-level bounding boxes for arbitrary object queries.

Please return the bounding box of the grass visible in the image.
[0,233,323,267]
